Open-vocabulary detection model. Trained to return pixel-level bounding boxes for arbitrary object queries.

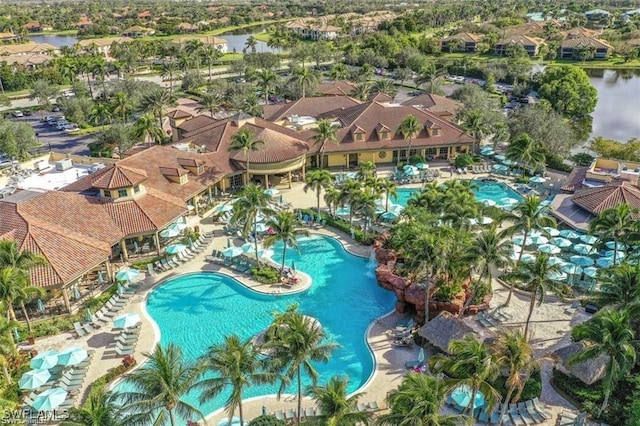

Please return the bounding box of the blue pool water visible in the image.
[393,180,523,206]
[137,236,394,417]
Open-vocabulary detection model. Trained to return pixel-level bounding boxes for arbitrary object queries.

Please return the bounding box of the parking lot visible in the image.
[11,114,96,156]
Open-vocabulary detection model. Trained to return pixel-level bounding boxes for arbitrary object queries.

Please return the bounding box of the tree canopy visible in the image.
[536,65,598,118]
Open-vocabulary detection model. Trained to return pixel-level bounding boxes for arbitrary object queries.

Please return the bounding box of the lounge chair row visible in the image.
[477,309,513,327]
[557,410,587,426]
[114,325,140,356]
[153,234,214,273]
[73,292,134,338]
[469,398,552,425]
[469,164,492,174]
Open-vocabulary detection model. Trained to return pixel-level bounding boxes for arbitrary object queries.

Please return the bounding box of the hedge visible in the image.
[492,368,543,402]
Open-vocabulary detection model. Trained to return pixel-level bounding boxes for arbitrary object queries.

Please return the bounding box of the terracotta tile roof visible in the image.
[571,181,640,217]
[262,96,361,122]
[401,93,462,115]
[166,108,193,119]
[177,115,217,133]
[228,124,309,164]
[443,32,483,43]
[159,166,189,177]
[496,34,544,47]
[562,27,600,39]
[91,164,147,189]
[561,36,612,49]
[561,166,588,192]
[506,22,546,36]
[315,81,357,96]
[370,93,393,103]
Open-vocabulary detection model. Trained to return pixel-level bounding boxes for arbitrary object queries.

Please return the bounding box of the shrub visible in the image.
[409,154,426,165]
[551,368,603,414]
[545,153,573,173]
[84,359,137,408]
[248,415,286,426]
[306,209,376,245]
[251,266,279,284]
[432,280,462,302]
[131,257,162,271]
[454,153,474,168]
[572,153,595,167]
[492,368,542,402]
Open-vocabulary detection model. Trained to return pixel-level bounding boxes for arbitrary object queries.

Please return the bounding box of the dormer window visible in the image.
[103,190,112,198]
[197,164,204,175]
[424,121,441,137]
[351,125,365,142]
[433,128,441,136]
[375,123,391,140]
[118,189,128,197]
[134,184,140,193]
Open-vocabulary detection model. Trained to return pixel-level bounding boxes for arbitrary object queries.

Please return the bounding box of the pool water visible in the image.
[136,236,394,417]
[393,180,523,206]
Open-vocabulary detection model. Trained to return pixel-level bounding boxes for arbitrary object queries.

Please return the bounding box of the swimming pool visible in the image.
[393,180,523,206]
[137,236,395,417]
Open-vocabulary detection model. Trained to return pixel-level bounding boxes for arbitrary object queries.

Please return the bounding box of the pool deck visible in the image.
[29,176,577,425]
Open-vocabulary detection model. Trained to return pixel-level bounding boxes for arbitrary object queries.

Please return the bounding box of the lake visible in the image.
[29,34,78,48]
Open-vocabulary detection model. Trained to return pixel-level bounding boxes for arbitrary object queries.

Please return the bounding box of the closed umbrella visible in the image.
[113,313,141,329]
[559,230,581,239]
[583,267,598,278]
[12,327,19,342]
[72,285,81,300]
[542,227,560,237]
[30,350,58,370]
[418,347,425,363]
[19,369,51,390]
[222,247,243,257]
[530,176,546,183]
[37,299,45,313]
[115,268,140,282]
[539,244,560,254]
[264,188,280,196]
[166,244,186,254]
[548,271,568,281]
[291,261,296,271]
[551,237,572,248]
[570,255,594,267]
[579,234,598,245]
[57,347,88,366]
[562,263,583,275]
[547,256,565,266]
[117,283,125,297]
[31,388,67,411]
[573,244,596,255]
[85,308,95,323]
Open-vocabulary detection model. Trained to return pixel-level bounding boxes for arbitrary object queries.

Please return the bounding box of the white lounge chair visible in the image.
[73,322,86,338]
[146,263,157,276]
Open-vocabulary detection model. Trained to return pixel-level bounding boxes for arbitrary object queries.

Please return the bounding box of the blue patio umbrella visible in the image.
[573,244,596,255]
[583,267,598,278]
[579,234,598,245]
[222,247,243,257]
[512,236,533,246]
[502,159,516,166]
[115,268,140,282]
[605,241,627,250]
[529,235,549,245]
[570,255,594,267]
[547,256,565,266]
[57,347,88,366]
[562,263,583,275]
[336,207,351,216]
[263,188,280,196]
[605,250,625,259]
[160,227,180,238]
[36,299,45,313]
[19,369,51,390]
[520,253,537,263]
[551,237,572,248]
[30,350,58,370]
[166,244,186,254]
[542,226,560,237]
[530,176,546,183]
[596,257,615,268]
[215,204,234,213]
[241,242,254,252]
[31,388,67,411]
[548,271,568,281]
[381,211,399,221]
[559,230,581,239]
[492,164,509,172]
[494,154,506,161]
[451,385,485,410]
[113,313,141,329]
[539,244,561,254]
[415,163,429,170]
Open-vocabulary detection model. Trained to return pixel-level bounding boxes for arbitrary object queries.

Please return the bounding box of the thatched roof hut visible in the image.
[418,311,476,353]
[553,342,608,385]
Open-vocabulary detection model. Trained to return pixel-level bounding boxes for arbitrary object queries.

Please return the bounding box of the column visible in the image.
[105,261,113,283]
[193,195,199,215]
[154,232,161,256]
[120,240,129,261]
[61,286,71,313]
[288,171,292,189]
[265,174,269,188]
[301,161,306,180]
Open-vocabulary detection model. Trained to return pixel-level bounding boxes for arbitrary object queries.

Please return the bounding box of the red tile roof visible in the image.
[315,81,357,96]
[166,108,193,119]
[262,96,361,122]
[571,181,640,217]
[401,93,462,116]
[91,164,147,189]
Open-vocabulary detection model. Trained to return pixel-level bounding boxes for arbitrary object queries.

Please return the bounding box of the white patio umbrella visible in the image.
[579,234,598,245]
[542,227,560,237]
[166,244,186,255]
[573,244,596,255]
[19,369,51,390]
[529,235,549,245]
[222,247,243,257]
[113,313,141,330]
[520,253,537,263]
[559,230,581,239]
[481,199,496,207]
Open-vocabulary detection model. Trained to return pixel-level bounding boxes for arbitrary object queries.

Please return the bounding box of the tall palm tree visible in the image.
[110,91,133,124]
[569,308,636,416]
[339,179,363,226]
[500,195,556,306]
[352,187,378,239]
[196,335,275,426]
[304,169,334,212]
[292,67,317,99]
[138,87,175,131]
[506,134,545,176]
[512,253,562,338]
[119,344,204,426]
[231,184,274,263]
[0,316,18,384]
[197,92,223,119]
[61,389,122,426]
[379,179,397,212]
[590,204,637,265]
[161,61,179,96]
[323,187,341,216]
[229,128,264,184]
[306,376,370,426]
[264,304,338,424]
[183,39,204,71]
[329,63,349,81]
[254,69,278,105]
[429,335,501,416]
[492,331,536,426]
[263,211,310,278]
[397,115,421,162]
[377,372,468,426]
[310,118,338,169]
[594,262,640,307]
[460,109,490,150]
[244,35,258,54]
[372,79,397,98]
[200,45,222,82]
[357,161,376,181]
[463,227,512,311]
[133,113,164,146]
[89,102,113,126]
[352,82,371,102]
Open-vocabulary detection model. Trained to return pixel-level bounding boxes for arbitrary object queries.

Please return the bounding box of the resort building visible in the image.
[1,54,52,68]
[493,34,545,56]
[315,81,357,97]
[0,42,58,56]
[122,26,155,38]
[77,37,134,58]
[23,22,43,33]
[286,22,340,41]
[441,32,483,52]
[0,32,22,44]
[559,28,612,59]
[262,96,362,125]
[171,35,228,54]
[401,93,462,120]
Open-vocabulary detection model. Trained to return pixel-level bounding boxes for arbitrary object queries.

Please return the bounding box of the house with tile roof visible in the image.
[171,35,228,54]
[263,96,362,125]
[77,37,133,58]
[122,26,155,38]
[315,81,357,97]
[441,32,483,52]
[400,93,462,120]
[0,42,58,56]
[494,34,545,56]
[559,28,612,58]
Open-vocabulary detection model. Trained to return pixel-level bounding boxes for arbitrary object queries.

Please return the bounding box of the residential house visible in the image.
[172,35,228,54]
[77,37,133,58]
[0,32,22,44]
[441,32,483,52]
[22,22,42,33]
[315,81,358,97]
[72,16,93,30]
[559,29,612,59]
[122,26,155,38]
[494,34,545,56]
[0,42,58,56]
[286,20,340,40]
[584,8,611,21]
[177,22,199,33]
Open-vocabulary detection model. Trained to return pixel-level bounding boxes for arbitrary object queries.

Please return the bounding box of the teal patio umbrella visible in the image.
[30,350,58,370]
[520,253,536,263]
[494,154,506,161]
[539,244,560,254]
[57,347,88,367]
[240,242,254,252]
[542,226,559,237]
[583,267,598,278]
[512,236,533,246]
[37,299,45,313]
[573,244,596,255]
[482,199,496,207]
[159,227,180,238]
[264,188,280,196]
[502,159,516,166]
[381,211,399,221]
[492,164,508,172]
[499,197,519,206]
[559,230,581,239]
[570,255,594,267]
[547,256,565,266]
[530,176,546,183]
[605,241,627,250]
[551,237,572,248]
[222,247,243,257]
[113,313,141,329]
[215,204,234,213]
[31,388,67,411]
[19,369,51,390]
[346,172,358,179]
[579,234,598,245]
[529,235,549,245]
[596,257,615,268]
[115,268,140,282]
[562,263,583,275]
[253,223,269,233]
[548,271,568,282]
[85,308,95,323]
[415,163,429,170]
[605,250,625,259]
[336,207,350,216]
[451,385,485,410]
[166,244,186,254]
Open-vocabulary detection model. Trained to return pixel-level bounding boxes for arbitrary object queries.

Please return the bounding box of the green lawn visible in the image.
[253,32,271,42]
[39,29,78,36]
[219,53,244,62]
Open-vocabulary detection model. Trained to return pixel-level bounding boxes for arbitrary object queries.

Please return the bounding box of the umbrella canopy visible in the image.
[240,242,254,253]
[539,244,561,254]
[513,236,533,246]
[573,244,596,255]
[404,166,419,176]
[499,197,519,206]
[31,388,67,411]
[542,227,560,237]
[548,271,568,281]
[388,204,405,214]
[570,255,595,267]
[113,313,141,330]
[451,385,485,410]
[540,200,552,207]
[468,218,479,226]
[520,253,537,263]
[596,257,615,268]
[160,227,180,238]
[37,299,45,313]
[547,256,565,266]
[481,199,496,207]
[492,164,509,172]
[494,154,506,161]
[335,207,351,216]
[605,250,625,259]
[166,244,186,255]
[417,347,425,363]
[215,204,234,213]
[30,350,58,370]
[529,235,549,245]
[480,149,494,156]
[502,159,516,166]
[562,263,583,275]
[19,369,51,390]
[57,347,88,366]
[264,188,280,196]
[528,229,543,238]
[530,176,546,183]
[346,172,358,179]
[115,268,140,282]
[579,234,598,245]
[222,247,244,257]
[381,211,399,221]
[551,237,572,248]
[478,217,494,225]
[559,230,581,239]
[415,163,429,170]
[605,241,627,250]
[253,223,269,233]
[583,267,598,278]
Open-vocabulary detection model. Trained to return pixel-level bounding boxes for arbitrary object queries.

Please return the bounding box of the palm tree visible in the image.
[378,179,397,212]
[377,373,467,426]
[61,389,122,426]
[200,45,222,82]
[196,335,275,426]
[197,92,223,118]
[590,204,637,265]
[429,335,501,416]
[594,262,640,307]
[356,161,376,181]
[329,63,349,81]
[492,331,536,426]
[463,227,512,311]
[306,376,370,426]
[244,35,258,54]
[323,187,341,216]
[304,169,334,212]
[397,115,422,162]
[161,61,179,96]
[89,102,113,126]
[506,134,545,176]
[372,79,397,98]
[340,179,363,226]
[569,308,636,416]
[352,82,371,101]
[264,305,338,424]
[0,316,18,384]
[119,344,203,426]
[110,91,133,124]
[183,39,204,71]
[352,187,378,239]
[460,109,490,150]
[310,118,338,169]
[254,69,278,105]
[138,87,175,130]
[292,67,317,99]
[229,128,264,185]
[133,113,164,146]
[263,212,310,278]
[499,195,556,305]
[231,184,274,263]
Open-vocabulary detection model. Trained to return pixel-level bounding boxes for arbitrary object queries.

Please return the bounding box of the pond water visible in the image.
[29,34,78,48]
[217,31,281,54]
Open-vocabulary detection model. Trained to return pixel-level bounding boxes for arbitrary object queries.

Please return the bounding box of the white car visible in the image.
[63,124,79,133]
[11,111,23,118]
[55,121,69,130]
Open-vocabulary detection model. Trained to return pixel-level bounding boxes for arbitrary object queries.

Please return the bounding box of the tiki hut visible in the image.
[553,342,608,385]
[418,311,476,353]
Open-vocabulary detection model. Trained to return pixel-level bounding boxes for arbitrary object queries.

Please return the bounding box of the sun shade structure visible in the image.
[57,347,88,366]
[554,342,608,385]
[418,312,475,353]
[115,268,140,282]
[113,313,141,329]
[166,244,186,254]
[19,369,51,390]
[222,247,243,257]
[30,350,58,370]
[31,388,67,411]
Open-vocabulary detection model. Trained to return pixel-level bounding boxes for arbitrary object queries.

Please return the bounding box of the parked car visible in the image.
[63,124,79,133]
[11,111,23,118]
[55,121,69,130]
[23,110,32,116]
[52,105,61,112]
